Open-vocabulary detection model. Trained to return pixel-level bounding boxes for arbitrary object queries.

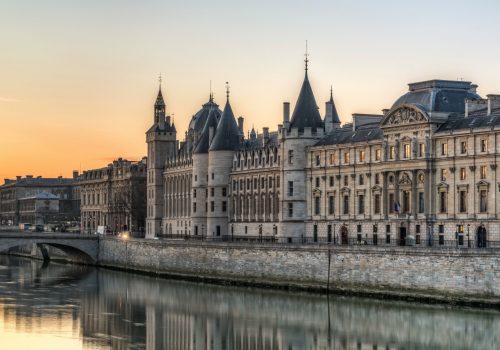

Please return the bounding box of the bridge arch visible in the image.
[0,236,98,264]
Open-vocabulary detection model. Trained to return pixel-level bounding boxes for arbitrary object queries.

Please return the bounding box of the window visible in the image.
[480,190,488,213]
[375,173,380,185]
[375,149,381,161]
[222,201,227,212]
[261,178,265,189]
[315,155,320,166]
[389,193,395,213]
[211,201,215,212]
[329,153,335,165]
[288,203,293,217]
[416,225,420,234]
[389,146,395,159]
[211,173,214,180]
[441,169,447,182]
[359,175,364,185]
[438,224,444,233]
[328,195,335,215]
[329,176,334,187]
[481,139,488,152]
[195,175,198,182]
[459,190,467,213]
[222,188,227,197]
[211,187,215,197]
[418,192,424,213]
[386,224,391,233]
[419,143,425,157]
[402,191,410,213]
[344,151,350,163]
[343,195,349,214]
[315,177,320,188]
[403,144,410,158]
[193,189,197,198]
[314,196,320,215]
[460,168,466,181]
[480,165,487,180]
[276,176,280,187]
[254,178,257,189]
[288,150,294,164]
[193,202,197,212]
[344,175,348,186]
[288,181,293,196]
[357,224,362,233]
[359,150,365,162]
[358,194,365,214]
[441,142,448,156]
[374,193,381,214]
[460,141,467,154]
[439,192,447,213]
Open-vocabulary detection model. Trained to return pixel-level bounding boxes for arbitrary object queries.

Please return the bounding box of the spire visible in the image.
[304,40,309,74]
[289,53,323,132]
[326,85,341,125]
[154,75,166,125]
[209,80,213,102]
[209,91,240,151]
[194,108,219,154]
[329,85,333,102]
[155,73,165,107]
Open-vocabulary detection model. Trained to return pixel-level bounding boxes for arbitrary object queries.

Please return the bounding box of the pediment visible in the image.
[399,172,412,186]
[313,188,322,196]
[371,185,383,193]
[381,104,429,128]
[476,180,490,189]
[437,182,449,190]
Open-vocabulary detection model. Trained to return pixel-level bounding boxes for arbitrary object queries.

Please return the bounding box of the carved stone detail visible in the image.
[383,107,428,126]
[399,172,412,186]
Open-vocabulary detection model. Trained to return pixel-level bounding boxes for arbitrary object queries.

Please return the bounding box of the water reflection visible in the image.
[0,255,499,350]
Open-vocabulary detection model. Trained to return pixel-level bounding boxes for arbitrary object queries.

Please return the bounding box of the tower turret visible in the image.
[324,85,341,133]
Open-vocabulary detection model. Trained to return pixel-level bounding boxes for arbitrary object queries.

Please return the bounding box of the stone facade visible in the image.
[146,60,500,245]
[80,158,147,235]
[0,174,80,226]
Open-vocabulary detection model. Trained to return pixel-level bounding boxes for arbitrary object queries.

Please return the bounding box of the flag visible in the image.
[394,201,401,213]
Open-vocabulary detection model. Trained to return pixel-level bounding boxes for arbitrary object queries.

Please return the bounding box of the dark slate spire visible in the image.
[194,108,219,154]
[328,85,341,124]
[289,64,323,132]
[155,88,165,107]
[154,85,166,125]
[209,85,241,151]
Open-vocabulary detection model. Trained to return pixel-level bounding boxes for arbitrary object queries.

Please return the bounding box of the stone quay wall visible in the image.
[98,237,500,305]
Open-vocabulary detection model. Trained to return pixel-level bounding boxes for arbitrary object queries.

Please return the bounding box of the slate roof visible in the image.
[328,91,341,124]
[435,114,500,134]
[155,88,165,107]
[5,178,75,187]
[238,133,279,151]
[20,191,60,200]
[194,108,220,154]
[189,96,222,133]
[314,126,383,146]
[289,72,323,131]
[391,80,481,114]
[209,99,241,151]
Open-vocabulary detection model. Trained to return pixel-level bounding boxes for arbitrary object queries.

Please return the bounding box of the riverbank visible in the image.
[95,237,500,308]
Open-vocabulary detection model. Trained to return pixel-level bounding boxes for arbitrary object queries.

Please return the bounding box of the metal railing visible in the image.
[153,233,498,249]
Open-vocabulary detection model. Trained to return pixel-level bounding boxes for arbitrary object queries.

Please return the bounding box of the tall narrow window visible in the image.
[418,192,424,213]
[419,143,425,157]
[358,194,365,214]
[459,191,467,213]
[441,169,447,182]
[315,177,320,188]
[479,190,488,213]
[439,192,447,213]
[344,151,350,163]
[480,165,487,179]
[344,175,348,186]
[315,154,320,166]
[288,181,293,196]
[374,193,381,214]
[441,142,448,156]
[288,150,294,164]
[460,168,466,181]
[481,139,488,152]
[329,176,334,187]
[389,193,395,213]
[329,195,335,215]
[375,173,380,185]
[389,146,395,159]
[402,191,410,213]
[288,203,293,217]
[375,149,381,161]
[359,150,365,162]
[460,141,467,154]
[403,144,411,158]
[314,196,320,215]
[343,195,349,214]
[329,153,335,165]
[359,175,364,185]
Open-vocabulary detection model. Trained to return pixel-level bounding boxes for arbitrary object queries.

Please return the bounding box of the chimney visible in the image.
[283,102,290,126]
[237,116,244,136]
[263,127,269,142]
[382,109,390,115]
[16,176,21,181]
[26,175,33,179]
[465,98,488,117]
[487,95,500,115]
[58,176,63,179]
[209,126,215,144]
[165,115,171,126]
[73,170,79,179]
[278,124,283,134]
[470,84,478,94]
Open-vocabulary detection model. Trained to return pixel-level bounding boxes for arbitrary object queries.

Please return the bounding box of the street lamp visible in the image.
[259,224,262,243]
[467,223,470,248]
[272,224,276,243]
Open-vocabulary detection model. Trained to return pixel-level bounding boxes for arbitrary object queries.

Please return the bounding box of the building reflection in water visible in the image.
[1,255,500,350]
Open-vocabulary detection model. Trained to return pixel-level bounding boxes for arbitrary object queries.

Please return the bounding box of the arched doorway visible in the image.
[399,226,407,246]
[477,225,487,248]
[341,226,348,245]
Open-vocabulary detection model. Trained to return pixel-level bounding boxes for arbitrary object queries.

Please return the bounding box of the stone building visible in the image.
[0,174,80,226]
[146,57,500,246]
[80,158,147,235]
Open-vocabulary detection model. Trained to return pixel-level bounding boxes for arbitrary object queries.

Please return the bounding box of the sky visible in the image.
[1,0,500,182]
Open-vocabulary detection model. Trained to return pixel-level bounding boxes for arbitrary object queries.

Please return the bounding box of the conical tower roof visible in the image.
[328,88,341,124]
[155,88,165,107]
[193,108,219,154]
[209,99,241,151]
[290,71,323,131]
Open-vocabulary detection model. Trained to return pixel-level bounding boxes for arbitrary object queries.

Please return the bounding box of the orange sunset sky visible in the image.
[2,0,500,182]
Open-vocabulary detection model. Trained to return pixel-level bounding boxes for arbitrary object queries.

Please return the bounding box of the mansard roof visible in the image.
[238,133,279,151]
[289,72,323,131]
[209,99,241,151]
[193,108,220,154]
[435,114,500,134]
[391,80,481,114]
[314,126,383,146]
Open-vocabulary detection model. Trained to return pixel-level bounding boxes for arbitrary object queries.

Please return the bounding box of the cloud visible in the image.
[0,97,22,103]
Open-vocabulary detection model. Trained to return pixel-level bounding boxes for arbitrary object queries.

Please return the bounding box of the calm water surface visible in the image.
[0,255,499,350]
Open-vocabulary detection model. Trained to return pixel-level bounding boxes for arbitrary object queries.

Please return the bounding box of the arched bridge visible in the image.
[0,233,99,264]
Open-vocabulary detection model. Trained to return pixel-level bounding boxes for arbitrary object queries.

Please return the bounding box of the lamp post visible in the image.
[259,224,262,243]
[272,224,276,243]
[467,223,470,248]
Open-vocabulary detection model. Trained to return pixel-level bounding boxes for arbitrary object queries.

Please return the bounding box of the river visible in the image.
[0,255,499,349]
